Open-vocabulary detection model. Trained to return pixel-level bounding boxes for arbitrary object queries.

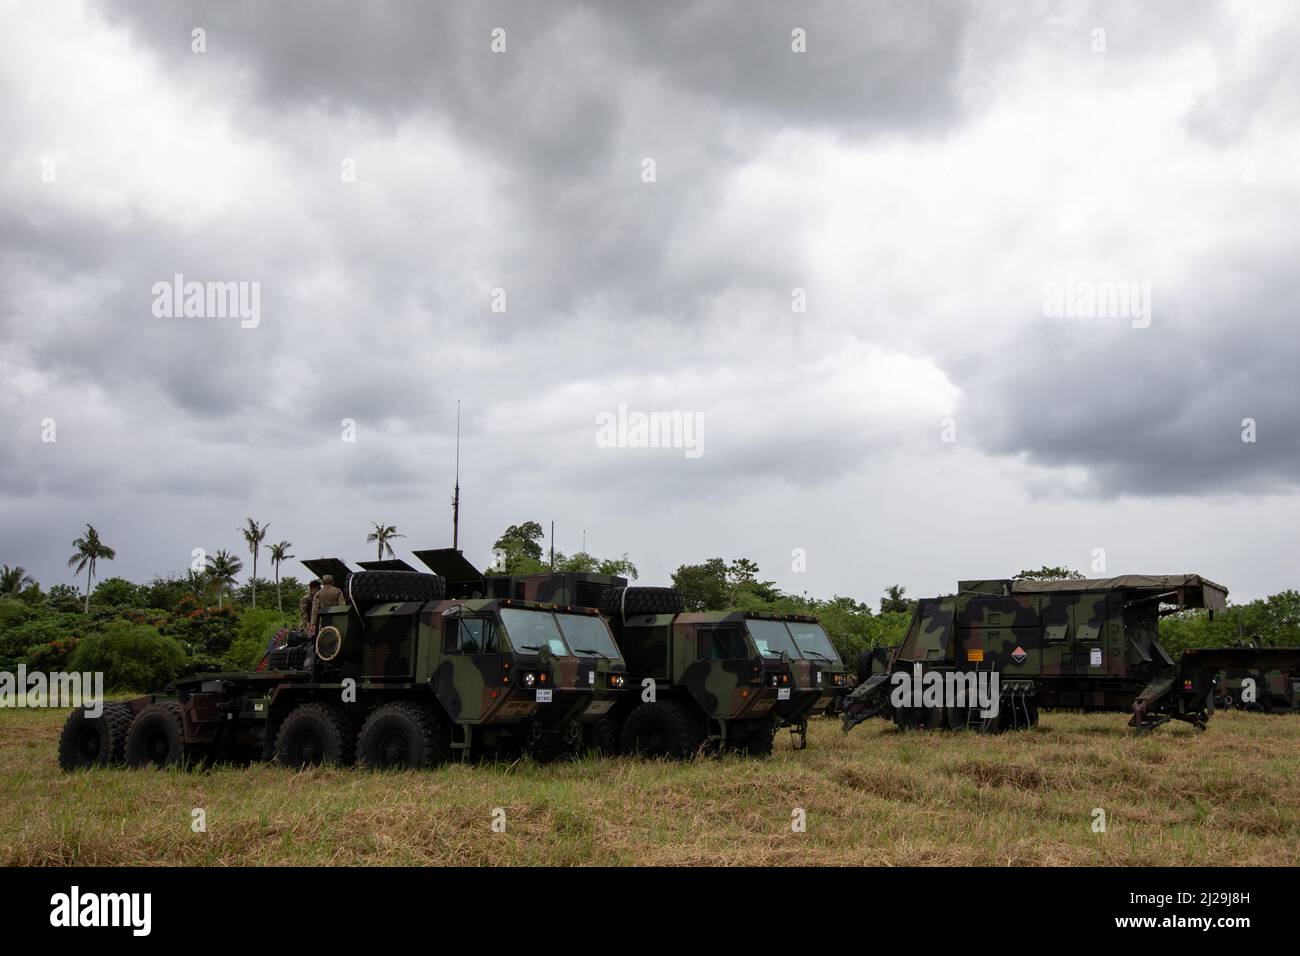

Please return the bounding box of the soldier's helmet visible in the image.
[321,575,335,585]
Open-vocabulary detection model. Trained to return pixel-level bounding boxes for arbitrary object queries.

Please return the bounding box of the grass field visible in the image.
[2,707,1298,866]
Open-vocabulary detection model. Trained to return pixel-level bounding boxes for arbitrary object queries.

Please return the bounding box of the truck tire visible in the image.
[600,586,684,618]
[585,715,621,755]
[620,700,703,758]
[734,721,776,757]
[347,570,446,605]
[894,706,924,731]
[357,701,447,770]
[274,702,355,768]
[59,702,131,771]
[125,701,189,768]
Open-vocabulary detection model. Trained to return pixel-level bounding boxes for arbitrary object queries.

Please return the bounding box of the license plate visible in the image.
[588,671,596,684]
[777,688,791,700]
[536,689,553,703]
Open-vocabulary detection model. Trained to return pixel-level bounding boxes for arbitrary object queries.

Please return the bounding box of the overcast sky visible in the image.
[4,0,1299,605]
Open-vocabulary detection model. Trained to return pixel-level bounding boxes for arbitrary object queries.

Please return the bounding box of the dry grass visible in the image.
[2,707,1298,866]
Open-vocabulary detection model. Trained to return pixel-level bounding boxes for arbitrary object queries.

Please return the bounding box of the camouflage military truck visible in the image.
[1214,663,1300,713]
[841,574,1300,734]
[768,616,850,744]
[595,587,849,756]
[58,552,628,771]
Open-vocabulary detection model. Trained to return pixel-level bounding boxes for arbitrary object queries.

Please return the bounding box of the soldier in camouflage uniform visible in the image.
[299,580,321,632]
[311,574,345,629]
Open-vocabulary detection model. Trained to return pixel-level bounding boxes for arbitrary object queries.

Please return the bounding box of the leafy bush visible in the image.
[141,576,193,611]
[0,612,87,668]
[68,621,186,692]
[27,638,79,671]
[161,598,240,656]
[177,652,233,679]
[45,584,82,612]
[0,598,33,631]
[91,577,144,607]
[226,608,295,670]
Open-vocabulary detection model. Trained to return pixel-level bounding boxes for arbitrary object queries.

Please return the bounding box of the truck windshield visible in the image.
[786,621,841,663]
[500,608,570,656]
[746,619,801,659]
[555,613,621,659]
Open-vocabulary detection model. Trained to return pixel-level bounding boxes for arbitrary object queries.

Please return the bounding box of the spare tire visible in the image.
[347,570,445,605]
[600,586,684,618]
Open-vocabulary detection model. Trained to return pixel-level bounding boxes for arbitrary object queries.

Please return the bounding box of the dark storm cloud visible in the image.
[98,0,969,132]
[5,0,1300,600]
[957,253,1300,497]
[94,0,975,322]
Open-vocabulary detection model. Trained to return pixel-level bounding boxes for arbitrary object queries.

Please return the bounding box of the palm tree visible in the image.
[0,565,35,596]
[67,524,116,613]
[267,540,294,612]
[205,549,244,610]
[366,522,405,561]
[880,584,911,614]
[184,568,209,602]
[241,519,269,608]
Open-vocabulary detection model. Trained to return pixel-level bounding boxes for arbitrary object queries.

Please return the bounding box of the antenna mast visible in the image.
[452,401,461,551]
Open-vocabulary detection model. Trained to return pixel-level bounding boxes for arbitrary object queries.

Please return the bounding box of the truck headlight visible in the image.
[523,671,536,688]
[607,674,626,688]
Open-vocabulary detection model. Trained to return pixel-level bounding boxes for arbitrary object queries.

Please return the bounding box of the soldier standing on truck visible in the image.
[300,579,321,632]
[311,574,346,629]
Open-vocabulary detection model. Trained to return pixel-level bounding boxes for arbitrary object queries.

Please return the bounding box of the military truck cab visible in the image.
[752,615,850,747]
[312,594,628,759]
[599,589,818,757]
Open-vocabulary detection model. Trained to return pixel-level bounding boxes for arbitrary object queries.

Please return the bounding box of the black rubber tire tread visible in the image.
[894,706,924,731]
[619,700,703,758]
[347,570,446,605]
[600,586,684,618]
[125,701,189,768]
[734,721,776,757]
[357,701,447,770]
[59,702,132,771]
[585,715,621,755]
[273,702,355,768]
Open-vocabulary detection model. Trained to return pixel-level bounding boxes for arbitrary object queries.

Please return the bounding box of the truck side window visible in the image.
[698,626,743,660]
[443,620,462,653]
[445,618,498,654]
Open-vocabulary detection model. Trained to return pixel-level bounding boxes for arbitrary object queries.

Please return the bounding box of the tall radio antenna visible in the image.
[452,400,461,550]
